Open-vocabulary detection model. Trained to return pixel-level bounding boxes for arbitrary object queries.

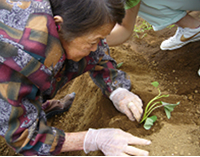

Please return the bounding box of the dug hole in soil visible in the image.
[0,12,200,156]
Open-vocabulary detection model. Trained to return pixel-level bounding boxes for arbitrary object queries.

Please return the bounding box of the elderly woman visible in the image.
[0,0,151,156]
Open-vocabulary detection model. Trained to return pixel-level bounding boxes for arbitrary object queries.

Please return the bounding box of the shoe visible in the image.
[44,92,76,119]
[198,68,200,76]
[160,26,200,50]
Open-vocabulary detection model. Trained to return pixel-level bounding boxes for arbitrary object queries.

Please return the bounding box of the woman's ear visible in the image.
[54,15,63,31]
[54,15,63,23]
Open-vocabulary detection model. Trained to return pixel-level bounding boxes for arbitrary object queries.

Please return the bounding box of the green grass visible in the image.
[166,24,175,29]
[134,20,153,38]
[134,19,175,38]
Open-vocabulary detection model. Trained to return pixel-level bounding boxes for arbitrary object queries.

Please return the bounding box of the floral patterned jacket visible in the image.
[0,0,131,155]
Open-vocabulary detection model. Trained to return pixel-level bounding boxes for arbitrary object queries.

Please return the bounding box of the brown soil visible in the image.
[0,12,200,156]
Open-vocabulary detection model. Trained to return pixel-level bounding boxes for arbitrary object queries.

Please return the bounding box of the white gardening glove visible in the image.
[109,88,143,122]
[83,128,151,156]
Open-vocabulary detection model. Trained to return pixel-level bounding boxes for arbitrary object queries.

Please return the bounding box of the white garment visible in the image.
[138,0,200,31]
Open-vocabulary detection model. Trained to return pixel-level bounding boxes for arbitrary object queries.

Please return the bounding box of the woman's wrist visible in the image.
[61,131,88,152]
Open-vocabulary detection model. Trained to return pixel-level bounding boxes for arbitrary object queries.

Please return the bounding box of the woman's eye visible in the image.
[91,42,97,46]
[90,38,102,46]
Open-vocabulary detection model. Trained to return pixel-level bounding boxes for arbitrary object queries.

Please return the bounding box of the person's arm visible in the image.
[89,39,131,97]
[61,129,151,156]
[89,40,143,122]
[0,56,67,155]
[61,132,87,152]
[106,2,141,46]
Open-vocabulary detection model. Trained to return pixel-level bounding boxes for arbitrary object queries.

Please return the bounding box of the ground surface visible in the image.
[0,12,200,156]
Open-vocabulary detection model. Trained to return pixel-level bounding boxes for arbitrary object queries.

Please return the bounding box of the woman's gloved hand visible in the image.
[83,128,151,156]
[109,88,143,122]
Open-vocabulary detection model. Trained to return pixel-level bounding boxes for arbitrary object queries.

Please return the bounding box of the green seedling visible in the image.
[134,20,153,38]
[167,24,175,29]
[116,62,123,69]
[143,115,157,130]
[140,81,180,130]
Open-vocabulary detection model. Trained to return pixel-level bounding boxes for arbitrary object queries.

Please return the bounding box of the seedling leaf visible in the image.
[141,81,180,130]
[116,62,123,68]
[149,115,157,121]
[163,102,180,119]
[151,81,159,88]
[144,115,157,130]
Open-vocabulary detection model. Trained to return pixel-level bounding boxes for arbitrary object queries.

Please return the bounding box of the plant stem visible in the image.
[144,88,161,115]
[146,94,169,112]
[140,104,163,123]
[140,87,169,123]
[145,105,163,119]
[146,101,161,113]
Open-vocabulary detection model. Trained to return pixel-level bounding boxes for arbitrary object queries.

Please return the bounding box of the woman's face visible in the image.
[60,23,115,62]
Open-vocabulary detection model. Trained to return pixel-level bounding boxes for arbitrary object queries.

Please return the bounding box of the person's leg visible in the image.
[138,0,187,31]
[175,13,200,28]
[138,0,200,75]
[160,13,200,50]
[138,0,200,50]
[139,0,200,31]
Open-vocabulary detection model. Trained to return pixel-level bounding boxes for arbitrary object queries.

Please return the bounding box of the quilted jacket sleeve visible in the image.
[0,0,66,155]
[0,62,65,155]
[89,39,131,97]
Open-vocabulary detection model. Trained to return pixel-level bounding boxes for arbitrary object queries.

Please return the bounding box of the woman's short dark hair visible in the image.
[49,0,125,42]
